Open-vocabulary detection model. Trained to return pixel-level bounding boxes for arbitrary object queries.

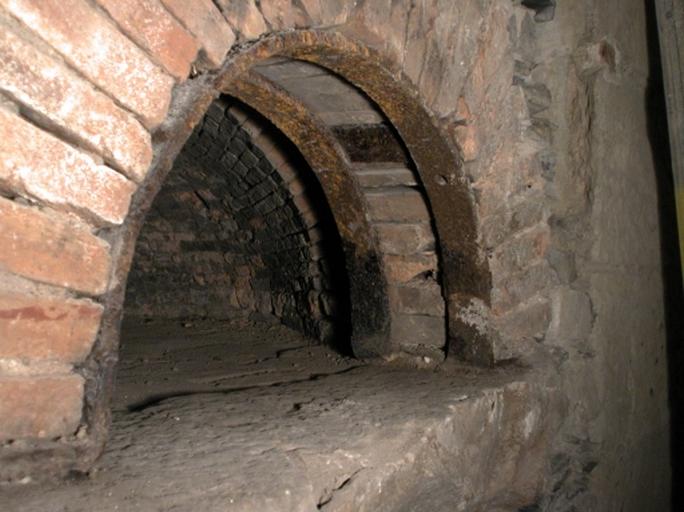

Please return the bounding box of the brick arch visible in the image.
[0,2,493,480]
[125,97,352,345]
[217,31,491,360]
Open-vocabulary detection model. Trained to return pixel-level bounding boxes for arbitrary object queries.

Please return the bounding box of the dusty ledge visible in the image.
[1,322,560,511]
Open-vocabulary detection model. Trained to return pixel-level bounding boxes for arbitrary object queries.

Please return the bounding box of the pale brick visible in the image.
[95,0,199,80]
[0,0,174,127]
[161,0,235,67]
[490,224,550,273]
[0,108,136,225]
[258,0,311,30]
[494,295,551,344]
[491,260,557,315]
[0,292,102,364]
[0,24,152,181]
[0,197,111,295]
[0,374,84,440]
[388,282,445,316]
[366,189,431,223]
[375,223,435,255]
[391,313,445,348]
[383,253,438,283]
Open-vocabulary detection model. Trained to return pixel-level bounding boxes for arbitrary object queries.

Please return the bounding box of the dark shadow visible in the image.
[230,100,353,354]
[645,1,684,507]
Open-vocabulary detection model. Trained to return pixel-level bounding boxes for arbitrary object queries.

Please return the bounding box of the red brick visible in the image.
[0,198,111,295]
[161,0,235,67]
[0,374,84,440]
[0,24,152,181]
[0,292,102,364]
[0,0,174,128]
[95,0,199,80]
[215,0,268,40]
[0,108,136,225]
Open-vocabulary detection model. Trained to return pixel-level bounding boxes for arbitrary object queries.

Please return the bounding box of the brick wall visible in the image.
[125,99,348,342]
[0,0,546,479]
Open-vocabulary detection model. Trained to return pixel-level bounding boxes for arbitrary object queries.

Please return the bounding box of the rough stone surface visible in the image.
[0,197,111,295]
[0,374,83,441]
[0,107,136,225]
[0,0,174,127]
[0,321,558,510]
[0,23,153,181]
[95,0,199,80]
[0,292,102,364]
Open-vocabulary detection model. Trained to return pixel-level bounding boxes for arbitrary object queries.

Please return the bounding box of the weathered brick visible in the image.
[494,295,551,345]
[0,108,136,225]
[0,374,84,440]
[366,189,431,222]
[160,0,235,67]
[383,253,438,283]
[355,165,418,188]
[0,25,152,181]
[0,0,174,127]
[388,282,445,316]
[391,313,446,348]
[215,0,268,40]
[490,224,550,273]
[95,0,199,80]
[375,223,435,255]
[491,260,557,315]
[257,0,311,30]
[0,292,102,364]
[0,197,111,295]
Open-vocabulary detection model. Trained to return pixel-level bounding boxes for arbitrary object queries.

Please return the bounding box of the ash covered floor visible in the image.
[2,321,555,512]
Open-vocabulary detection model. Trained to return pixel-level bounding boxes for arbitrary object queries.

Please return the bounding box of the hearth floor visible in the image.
[1,320,552,512]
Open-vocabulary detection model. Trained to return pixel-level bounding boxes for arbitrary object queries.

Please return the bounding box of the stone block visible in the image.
[0,374,84,440]
[0,108,136,225]
[95,0,199,80]
[491,260,557,315]
[354,164,418,188]
[490,224,550,273]
[366,189,431,223]
[383,253,438,283]
[546,286,593,345]
[375,223,435,254]
[388,282,445,316]
[0,197,111,295]
[160,0,235,67]
[0,292,102,364]
[391,313,446,348]
[494,295,551,345]
[0,25,152,181]
[0,0,175,128]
